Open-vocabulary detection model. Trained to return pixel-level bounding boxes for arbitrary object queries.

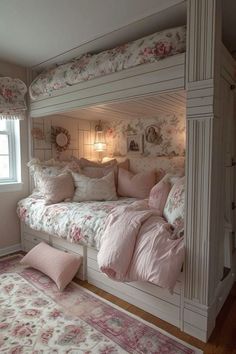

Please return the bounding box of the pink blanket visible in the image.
[97,200,185,291]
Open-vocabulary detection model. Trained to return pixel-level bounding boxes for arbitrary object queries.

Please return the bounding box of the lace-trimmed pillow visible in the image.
[163,176,185,225]
[72,171,117,202]
[27,158,81,191]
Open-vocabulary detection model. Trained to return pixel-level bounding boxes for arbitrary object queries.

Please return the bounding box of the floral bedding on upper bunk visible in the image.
[29,25,186,100]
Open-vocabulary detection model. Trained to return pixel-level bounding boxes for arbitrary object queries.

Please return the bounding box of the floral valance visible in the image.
[0,77,27,120]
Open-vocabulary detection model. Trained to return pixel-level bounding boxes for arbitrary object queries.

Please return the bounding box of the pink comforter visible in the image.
[97,200,185,291]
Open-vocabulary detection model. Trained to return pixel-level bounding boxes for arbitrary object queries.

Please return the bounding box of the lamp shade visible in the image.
[94,121,106,152]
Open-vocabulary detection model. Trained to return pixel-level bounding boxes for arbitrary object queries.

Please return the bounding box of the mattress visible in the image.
[17,194,137,249]
[29,25,186,100]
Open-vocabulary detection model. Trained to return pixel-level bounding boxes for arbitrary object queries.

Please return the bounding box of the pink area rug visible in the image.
[0,255,202,353]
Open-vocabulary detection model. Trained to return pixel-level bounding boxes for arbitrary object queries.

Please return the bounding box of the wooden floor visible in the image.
[77,279,236,354]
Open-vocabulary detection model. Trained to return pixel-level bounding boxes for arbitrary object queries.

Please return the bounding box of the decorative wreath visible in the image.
[51,126,71,152]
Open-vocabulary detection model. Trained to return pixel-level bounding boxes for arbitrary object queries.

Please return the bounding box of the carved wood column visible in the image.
[185,0,222,306]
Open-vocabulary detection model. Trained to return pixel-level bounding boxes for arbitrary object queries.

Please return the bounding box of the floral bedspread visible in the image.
[29,25,186,100]
[17,195,137,249]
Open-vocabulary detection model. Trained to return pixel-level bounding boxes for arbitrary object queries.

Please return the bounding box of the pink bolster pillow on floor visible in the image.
[21,242,82,290]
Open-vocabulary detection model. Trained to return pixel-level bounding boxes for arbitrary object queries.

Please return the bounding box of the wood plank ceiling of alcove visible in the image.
[58,91,186,121]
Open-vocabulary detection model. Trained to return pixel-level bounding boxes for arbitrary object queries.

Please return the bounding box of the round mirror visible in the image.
[56,132,68,147]
[51,126,71,152]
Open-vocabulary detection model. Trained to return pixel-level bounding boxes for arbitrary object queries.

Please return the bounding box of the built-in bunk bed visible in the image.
[18,0,236,343]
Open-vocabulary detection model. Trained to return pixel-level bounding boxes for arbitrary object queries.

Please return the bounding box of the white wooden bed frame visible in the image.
[30,53,185,118]
[24,0,236,343]
[21,222,184,329]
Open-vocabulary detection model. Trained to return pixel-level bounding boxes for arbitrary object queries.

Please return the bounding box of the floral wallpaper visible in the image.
[104,114,186,157]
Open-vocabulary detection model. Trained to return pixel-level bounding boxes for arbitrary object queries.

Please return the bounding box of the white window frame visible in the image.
[0,119,22,190]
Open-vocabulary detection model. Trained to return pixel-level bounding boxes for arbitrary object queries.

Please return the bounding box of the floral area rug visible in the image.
[0,255,202,354]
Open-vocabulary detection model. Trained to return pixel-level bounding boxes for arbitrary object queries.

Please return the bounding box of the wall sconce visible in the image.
[94,120,106,153]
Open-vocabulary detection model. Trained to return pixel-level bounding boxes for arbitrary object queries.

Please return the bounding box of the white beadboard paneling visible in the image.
[32,116,95,160]
[60,91,186,121]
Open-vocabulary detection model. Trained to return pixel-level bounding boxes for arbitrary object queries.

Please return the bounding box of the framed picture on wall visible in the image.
[127,134,144,155]
[145,125,163,145]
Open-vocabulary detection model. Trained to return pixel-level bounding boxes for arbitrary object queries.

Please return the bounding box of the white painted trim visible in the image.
[0,182,23,193]
[0,243,22,257]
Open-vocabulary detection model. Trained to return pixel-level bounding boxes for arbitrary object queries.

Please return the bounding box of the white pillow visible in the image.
[163,176,185,225]
[72,171,117,202]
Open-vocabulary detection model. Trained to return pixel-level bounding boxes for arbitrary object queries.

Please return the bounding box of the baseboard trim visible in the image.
[0,243,22,257]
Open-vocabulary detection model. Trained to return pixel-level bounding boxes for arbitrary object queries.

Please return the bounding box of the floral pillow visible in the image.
[163,176,185,225]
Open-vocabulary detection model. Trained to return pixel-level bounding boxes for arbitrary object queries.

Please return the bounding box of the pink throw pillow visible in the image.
[118,168,156,198]
[38,172,75,204]
[79,157,117,168]
[118,159,130,171]
[148,179,171,215]
[21,242,82,290]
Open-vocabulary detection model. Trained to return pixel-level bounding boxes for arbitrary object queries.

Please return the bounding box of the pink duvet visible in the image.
[97,200,185,291]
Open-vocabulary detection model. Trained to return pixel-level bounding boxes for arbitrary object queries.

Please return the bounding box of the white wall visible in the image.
[0,60,29,252]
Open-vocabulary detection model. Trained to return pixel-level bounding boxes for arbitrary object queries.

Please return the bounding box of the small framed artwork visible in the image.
[127,134,144,155]
[145,125,163,145]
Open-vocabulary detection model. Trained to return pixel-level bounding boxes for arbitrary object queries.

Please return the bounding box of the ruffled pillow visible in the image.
[27,158,77,191]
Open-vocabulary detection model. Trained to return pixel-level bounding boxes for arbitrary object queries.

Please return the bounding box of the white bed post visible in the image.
[184,0,223,341]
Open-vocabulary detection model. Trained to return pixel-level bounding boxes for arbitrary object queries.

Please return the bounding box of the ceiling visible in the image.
[0,0,235,68]
[59,91,186,121]
[0,0,185,68]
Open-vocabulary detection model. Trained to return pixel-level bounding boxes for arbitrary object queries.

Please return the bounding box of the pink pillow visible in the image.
[21,242,82,290]
[118,159,129,171]
[79,157,117,168]
[118,168,156,198]
[37,172,75,204]
[148,178,171,215]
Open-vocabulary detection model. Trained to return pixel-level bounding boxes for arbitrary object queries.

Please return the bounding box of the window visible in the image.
[0,119,21,184]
